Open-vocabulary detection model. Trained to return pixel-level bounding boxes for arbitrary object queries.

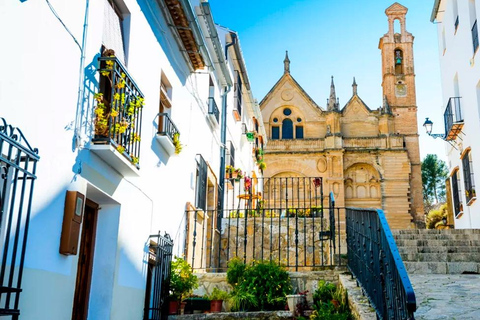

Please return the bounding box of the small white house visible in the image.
[0,0,265,318]
[431,0,480,228]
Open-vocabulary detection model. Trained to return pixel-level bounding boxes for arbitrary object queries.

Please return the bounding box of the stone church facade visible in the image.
[260,3,424,229]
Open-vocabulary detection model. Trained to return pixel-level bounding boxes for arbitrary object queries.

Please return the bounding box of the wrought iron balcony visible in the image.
[156,113,180,156]
[90,56,144,175]
[207,97,219,124]
[443,97,463,141]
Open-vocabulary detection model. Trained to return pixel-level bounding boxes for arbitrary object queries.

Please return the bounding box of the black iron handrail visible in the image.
[157,113,180,143]
[346,208,416,320]
[95,56,144,168]
[207,97,219,123]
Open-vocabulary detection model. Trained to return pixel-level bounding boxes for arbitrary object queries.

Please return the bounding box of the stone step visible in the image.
[392,229,480,235]
[404,261,480,274]
[398,246,480,254]
[400,252,480,263]
[393,234,480,240]
[394,239,480,247]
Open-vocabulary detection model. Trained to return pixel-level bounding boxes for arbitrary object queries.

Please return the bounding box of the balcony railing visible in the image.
[443,97,463,141]
[207,97,219,123]
[93,56,144,170]
[156,113,180,156]
[472,20,479,54]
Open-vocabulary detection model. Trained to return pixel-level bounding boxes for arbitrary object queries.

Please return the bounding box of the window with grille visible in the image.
[462,150,476,203]
[195,155,208,210]
[451,170,463,217]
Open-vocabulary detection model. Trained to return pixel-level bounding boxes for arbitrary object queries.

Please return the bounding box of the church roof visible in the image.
[259,72,321,109]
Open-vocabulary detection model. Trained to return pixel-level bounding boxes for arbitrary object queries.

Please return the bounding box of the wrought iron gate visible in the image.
[0,118,39,318]
[185,176,343,271]
[144,231,173,320]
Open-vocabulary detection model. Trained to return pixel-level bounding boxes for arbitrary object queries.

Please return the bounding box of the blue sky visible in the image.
[208,0,447,161]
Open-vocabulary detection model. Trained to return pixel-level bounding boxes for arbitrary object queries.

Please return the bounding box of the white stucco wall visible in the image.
[435,0,480,228]
[0,0,263,318]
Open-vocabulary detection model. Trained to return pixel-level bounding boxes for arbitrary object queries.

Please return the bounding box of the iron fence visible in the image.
[346,208,416,320]
[144,232,173,320]
[185,177,345,271]
[0,118,39,318]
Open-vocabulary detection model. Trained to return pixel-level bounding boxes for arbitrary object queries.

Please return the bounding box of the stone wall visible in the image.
[219,217,334,270]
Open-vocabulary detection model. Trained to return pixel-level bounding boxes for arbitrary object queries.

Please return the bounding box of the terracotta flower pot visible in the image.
[168,300,179,315]
[210,300,223,313]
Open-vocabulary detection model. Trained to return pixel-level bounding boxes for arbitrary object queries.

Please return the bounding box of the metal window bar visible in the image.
[207,97,219,123]
[234,71,242,117]
[346,208,416,320]
[185,177,342,271]
[144,232,173,320]
[463,153,475,203]
[0,118,40,318]
[96,56,144,167]
[157,113,180,143]
[472,20,479,54]
[194,155,208,211]
[454,15,459,31]
[228,141,235,168]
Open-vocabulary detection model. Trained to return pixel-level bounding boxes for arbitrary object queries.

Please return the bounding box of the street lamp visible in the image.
[422,118,446,140]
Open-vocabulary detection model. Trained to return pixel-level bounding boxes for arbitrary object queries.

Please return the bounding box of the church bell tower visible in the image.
[379,2,424,225]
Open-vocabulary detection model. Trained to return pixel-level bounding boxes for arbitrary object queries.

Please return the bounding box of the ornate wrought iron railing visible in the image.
[0,118,40,318]
[346,208,416,320]
[207,97,219,123]
[157,113,180,143]
[144,231,173,320]
[184,177,344,272]
[94,56,144,168]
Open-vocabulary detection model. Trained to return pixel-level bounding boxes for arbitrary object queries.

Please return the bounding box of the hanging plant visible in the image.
[246,131,255,142]
[173,133,182,154]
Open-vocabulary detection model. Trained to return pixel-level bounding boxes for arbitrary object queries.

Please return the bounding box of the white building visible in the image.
[431,0,480,228]
[0,0,264,318]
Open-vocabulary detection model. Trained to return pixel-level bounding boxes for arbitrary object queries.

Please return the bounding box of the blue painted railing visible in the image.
[346,208,416,320]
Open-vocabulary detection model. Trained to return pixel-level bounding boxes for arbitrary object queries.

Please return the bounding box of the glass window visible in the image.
[283,108,292,116]
[282,119,293,139]
[463,150,476,203]
[296,126,304,139]
[272,126,279,140]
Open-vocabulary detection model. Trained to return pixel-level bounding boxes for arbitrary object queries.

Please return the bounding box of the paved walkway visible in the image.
[411,274,480,320]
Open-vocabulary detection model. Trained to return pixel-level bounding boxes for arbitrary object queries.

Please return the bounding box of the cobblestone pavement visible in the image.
[411,274,480,320]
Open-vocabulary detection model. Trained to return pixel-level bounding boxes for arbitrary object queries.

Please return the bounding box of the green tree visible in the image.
[421,154,448,207]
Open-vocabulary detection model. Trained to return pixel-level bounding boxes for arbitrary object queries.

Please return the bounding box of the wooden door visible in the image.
[72,199,98,320]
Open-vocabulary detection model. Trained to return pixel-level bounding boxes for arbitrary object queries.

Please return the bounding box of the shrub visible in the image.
[426,203,448,229]
[227,259,292,311]
[169,257,198,301]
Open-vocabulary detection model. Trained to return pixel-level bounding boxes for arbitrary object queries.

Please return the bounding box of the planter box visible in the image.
[184,298,210,314]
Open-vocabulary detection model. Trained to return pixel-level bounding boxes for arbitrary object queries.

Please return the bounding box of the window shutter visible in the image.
[103,0,126,64]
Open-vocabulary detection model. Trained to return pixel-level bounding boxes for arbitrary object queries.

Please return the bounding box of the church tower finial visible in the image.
[352,77,358,95]
[284,51,290,74]
[327,76,339,111]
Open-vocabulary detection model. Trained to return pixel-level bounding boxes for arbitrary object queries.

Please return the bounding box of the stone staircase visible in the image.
[392,229,480,274]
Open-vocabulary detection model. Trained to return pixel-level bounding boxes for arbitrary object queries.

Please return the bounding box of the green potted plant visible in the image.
[173,133,182,154]
[168,257,198,315]
[206,287,229,313]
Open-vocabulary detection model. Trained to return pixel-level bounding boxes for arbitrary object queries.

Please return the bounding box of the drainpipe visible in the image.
[74,0,90,150]
[217,35,236,267]
[218,34,236,214]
